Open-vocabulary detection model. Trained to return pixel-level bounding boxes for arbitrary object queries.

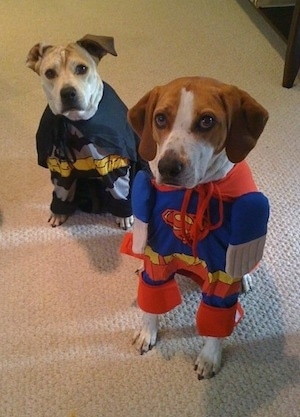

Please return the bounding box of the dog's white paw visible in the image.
[116,215,134,230]
[241,273,253,293]
[48,213,69,227]
[194,337,223,379]
[133,313,158,354]
[135,262,144,275]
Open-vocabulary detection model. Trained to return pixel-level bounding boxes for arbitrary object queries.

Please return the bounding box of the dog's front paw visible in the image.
[133,313,158,354]
[48,213,69,227]
[194,337,223,379]
[241,273,253,293]
[116,215,134,230]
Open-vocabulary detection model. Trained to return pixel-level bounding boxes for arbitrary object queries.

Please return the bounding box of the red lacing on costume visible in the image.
[181,183,224,258]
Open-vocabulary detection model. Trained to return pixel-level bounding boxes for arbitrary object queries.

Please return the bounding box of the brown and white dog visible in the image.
[26,35,140,229]
[122,77,269,378]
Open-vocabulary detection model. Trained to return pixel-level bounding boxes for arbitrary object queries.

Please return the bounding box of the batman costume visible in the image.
[36,81,145,218]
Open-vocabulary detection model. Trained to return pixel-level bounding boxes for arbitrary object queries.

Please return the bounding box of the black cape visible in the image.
[36,81,139,167]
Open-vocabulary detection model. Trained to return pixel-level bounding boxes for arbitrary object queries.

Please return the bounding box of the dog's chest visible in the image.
[46,120,129,180]
[54,124,109,161]
[142,183,232,257]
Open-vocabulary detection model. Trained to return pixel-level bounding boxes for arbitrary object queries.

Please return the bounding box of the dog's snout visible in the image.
[158,154,184,178]
[60,86,77,103]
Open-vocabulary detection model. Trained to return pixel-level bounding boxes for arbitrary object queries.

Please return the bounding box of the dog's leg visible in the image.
[104,166,135,230]
[115,215,134,230]
[48,212,69,227]
[133,312,159,354]
[194,337,223,379]
[241,273,253,293]
[48,178,77,227]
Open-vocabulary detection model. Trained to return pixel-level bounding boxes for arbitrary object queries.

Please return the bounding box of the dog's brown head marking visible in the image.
[219,85,269,163]
[76,34,117,63]
[26,34,117,75]
[128,77,269,165]
[26,43,53,74]
[128,86,161,161]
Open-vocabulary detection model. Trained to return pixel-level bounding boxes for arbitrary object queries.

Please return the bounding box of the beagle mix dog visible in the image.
[26,35,142,229]
[121,77,269,378]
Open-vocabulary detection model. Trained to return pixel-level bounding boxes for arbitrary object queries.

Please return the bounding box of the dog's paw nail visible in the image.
[194,364,198,371]
[197,374,204,381]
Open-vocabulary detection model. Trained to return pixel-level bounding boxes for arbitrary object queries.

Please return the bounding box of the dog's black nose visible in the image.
[60,86,77,104]
[158,154,183,178]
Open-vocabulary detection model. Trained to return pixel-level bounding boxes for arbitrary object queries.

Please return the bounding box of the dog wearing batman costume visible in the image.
[26,34,146,229]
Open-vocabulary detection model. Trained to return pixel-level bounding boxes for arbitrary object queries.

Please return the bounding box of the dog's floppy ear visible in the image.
[76,34,117,63]
[26,43,52,74]
[128,87,160,161]
[220,86,269,163]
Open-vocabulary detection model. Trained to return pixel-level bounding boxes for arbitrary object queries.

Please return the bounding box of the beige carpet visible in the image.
[1,1,300,416]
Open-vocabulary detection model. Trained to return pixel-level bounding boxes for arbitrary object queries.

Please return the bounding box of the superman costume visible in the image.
[121,161,269,337]
[36,82,145,217]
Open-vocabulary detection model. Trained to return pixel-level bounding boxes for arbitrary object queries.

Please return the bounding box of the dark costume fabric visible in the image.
[36,82,144,217]
[121,161,269,337]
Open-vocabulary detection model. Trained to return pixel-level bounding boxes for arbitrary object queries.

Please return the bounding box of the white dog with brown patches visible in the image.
[27,38,109,122]
[121,77,269,379]
[26,35,142,229]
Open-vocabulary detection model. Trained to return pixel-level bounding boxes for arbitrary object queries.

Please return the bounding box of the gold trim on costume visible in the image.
[208,270,241,285]
[144,245,207,268]
[47,155,129,177]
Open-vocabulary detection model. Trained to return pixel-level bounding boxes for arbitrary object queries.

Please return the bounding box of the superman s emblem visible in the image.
[162,209,195,243]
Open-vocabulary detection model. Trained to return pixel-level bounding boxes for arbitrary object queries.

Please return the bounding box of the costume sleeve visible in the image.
[226,192,270,277]
[50,174,77,215]
[131,170,156,222]
[119,170,155,255]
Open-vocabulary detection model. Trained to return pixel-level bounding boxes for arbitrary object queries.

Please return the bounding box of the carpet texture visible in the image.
[0,1,299,416]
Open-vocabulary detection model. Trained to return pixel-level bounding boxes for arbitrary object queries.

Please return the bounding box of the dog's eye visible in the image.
[155,113,167,129]
[45,69,57,79]
[198,115,215,131]
[75,65,88,75]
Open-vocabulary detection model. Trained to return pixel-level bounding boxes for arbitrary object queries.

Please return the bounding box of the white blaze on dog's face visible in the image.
[37,43,103,121]
[129,77,269,188]
[150,86,234,187]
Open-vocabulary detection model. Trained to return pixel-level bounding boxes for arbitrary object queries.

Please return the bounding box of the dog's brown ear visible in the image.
[220,86,269,163]
[26,43,52,74]
[128,87,160,161]
[76,34,117,63]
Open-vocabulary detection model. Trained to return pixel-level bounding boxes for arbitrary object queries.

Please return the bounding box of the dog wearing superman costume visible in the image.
[120,77,270,379]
